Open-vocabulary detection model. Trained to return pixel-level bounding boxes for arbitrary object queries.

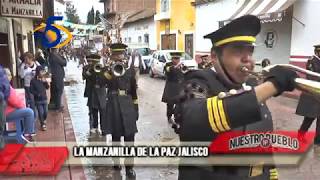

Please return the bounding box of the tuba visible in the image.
[241,64,320,99]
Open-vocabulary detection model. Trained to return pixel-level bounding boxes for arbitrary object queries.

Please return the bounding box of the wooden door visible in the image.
[161,34,176,50]
[185,34,193,57]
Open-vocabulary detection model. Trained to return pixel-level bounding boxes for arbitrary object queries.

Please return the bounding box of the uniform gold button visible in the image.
[261,103,264,106]
[218,92,226,99]
[264,114,268,118]
[243,85,252,91]
[229,89,237,95]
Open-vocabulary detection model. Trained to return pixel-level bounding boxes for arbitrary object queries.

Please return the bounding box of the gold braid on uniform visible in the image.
[269,168,278,180]
[133,99,138,104]
[207,96,231,133]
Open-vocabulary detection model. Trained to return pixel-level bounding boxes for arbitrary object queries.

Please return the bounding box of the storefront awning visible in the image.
[223,0,296,24]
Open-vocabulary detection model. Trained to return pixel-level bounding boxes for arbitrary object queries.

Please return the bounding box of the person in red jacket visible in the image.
[1,66,35,142]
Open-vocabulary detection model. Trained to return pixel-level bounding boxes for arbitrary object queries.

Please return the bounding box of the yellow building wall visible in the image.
[156,0,195,51]
[171,0,195,50]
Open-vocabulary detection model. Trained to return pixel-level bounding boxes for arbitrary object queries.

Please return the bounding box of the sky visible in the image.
[71,0,105,23]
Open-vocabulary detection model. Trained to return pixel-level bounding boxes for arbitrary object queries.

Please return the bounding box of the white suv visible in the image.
[149,50,197,78]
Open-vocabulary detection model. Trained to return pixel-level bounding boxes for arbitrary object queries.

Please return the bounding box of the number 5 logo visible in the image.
[34,16,73,48]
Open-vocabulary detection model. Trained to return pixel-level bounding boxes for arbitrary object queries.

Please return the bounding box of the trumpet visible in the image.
[93,63,105,73]
[241,64,320,98]
[111,61,126,77]
[198,55,214,69]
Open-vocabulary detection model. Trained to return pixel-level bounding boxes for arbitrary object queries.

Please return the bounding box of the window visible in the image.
[128,37,131,43]
[161,0,169,13]
[153,53,158,59]
[124,38,127,42]
[144,34,149,44]
[138,36,142,43]
[136,48,151,56]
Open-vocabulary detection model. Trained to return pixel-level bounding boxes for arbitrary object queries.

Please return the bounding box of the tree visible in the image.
[86,7,95,25]
[65,2,80,24]
[95,10,101,24]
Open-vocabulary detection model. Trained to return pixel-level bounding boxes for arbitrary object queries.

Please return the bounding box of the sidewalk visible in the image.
[0,95,86,180]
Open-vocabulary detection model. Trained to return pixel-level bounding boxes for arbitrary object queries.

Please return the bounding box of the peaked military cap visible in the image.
[314,44,320,51]
[86,54,101,62]
[170,52,183,58]
[110,43,128,52]
[204,15,261,47]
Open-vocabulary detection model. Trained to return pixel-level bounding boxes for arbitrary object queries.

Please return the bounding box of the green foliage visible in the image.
[95,10,101,24]
[87,7,95,25]
[65,2,80,24]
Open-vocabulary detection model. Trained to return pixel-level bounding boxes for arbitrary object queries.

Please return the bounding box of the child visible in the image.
[30,66,49,131]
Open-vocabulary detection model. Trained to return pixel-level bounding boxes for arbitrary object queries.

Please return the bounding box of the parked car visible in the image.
[149,50,198,78]
[127,47,153,74]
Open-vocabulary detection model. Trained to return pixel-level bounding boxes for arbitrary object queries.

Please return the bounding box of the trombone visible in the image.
[241,64,320,98]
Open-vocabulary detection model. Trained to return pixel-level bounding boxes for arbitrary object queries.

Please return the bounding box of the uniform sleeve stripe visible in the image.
[207,98,219,133]
[270,169,278,173]
[211,97,225,132]
[133,99,138,104]
[217,99,231,131]
[166,66,171,72]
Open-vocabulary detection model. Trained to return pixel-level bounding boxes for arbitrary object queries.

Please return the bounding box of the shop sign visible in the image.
[0,0,43,18]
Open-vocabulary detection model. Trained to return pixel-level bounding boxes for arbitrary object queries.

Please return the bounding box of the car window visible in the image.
[159,55,166,62]
[166,52,192,61]
[153,53,158,59]
[136,48,151,56]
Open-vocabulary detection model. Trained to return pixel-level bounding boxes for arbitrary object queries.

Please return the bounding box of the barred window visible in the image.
[161,0,169,12]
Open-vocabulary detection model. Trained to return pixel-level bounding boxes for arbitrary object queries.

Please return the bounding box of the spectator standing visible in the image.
[128,50,146,86]
[48,48,66,111]
[35,48,48,68]
[19,52,40,117]
[30,66,49,131]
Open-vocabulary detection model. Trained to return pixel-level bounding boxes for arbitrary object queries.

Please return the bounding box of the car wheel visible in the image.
[149,68,155,78]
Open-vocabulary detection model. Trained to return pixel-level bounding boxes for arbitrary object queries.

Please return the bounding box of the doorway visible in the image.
[161,34,176,50]
[185,34,193,57]
[0,33,10,69]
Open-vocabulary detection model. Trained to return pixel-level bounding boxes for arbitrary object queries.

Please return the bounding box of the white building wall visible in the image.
[20,18,35,53]
[121,17,156,50]
[195,0,294,66]
[54,0,67,19]
[2,17,35,75]
[195,0,238,53]
[291,0,320,61]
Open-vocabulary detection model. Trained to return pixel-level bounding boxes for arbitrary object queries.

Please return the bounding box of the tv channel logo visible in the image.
[34,16,73,48]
